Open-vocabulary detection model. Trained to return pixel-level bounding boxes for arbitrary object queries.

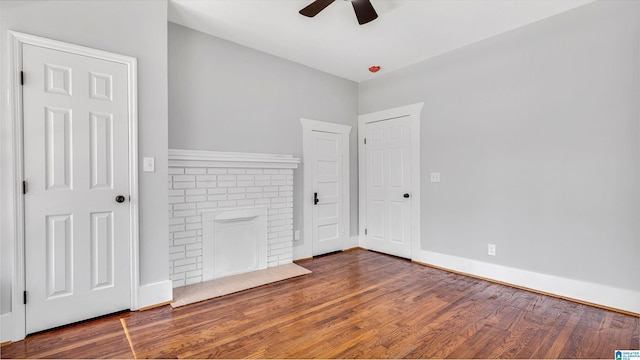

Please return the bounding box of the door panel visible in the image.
[365,117,412,258]
[23,43,130,334]
[312,131,344,255]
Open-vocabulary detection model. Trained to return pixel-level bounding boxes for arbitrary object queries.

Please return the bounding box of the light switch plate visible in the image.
[143,157,155,172]
[430,172,441,183]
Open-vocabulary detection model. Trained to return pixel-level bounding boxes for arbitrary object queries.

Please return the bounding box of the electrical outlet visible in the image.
[294,230,300,241]
[488,244,496,256]
[430,172,441,183]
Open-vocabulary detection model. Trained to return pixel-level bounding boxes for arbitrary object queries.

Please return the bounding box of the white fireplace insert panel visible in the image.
[201,207,268,280]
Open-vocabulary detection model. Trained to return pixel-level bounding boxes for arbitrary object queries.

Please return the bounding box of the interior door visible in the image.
[312,131,344,255]
[22,43,131,334]
[365,116,412,258]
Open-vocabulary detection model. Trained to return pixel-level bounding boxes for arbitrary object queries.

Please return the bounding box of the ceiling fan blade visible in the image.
[299,0,335,17]
[351,0,378,25]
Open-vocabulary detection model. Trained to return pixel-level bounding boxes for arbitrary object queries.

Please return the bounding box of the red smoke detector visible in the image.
[369,65,381,73]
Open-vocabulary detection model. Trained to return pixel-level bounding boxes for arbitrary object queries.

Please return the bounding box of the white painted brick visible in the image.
[186,243,202,251]
[271,180,287,186]
[186,195,207,203]
[170,272,185,281]
[186,216,201,223]
[270,175,286,180]
[173,236,197,247]
[169,224,185,232]
[186,222,202,230]
[196,201,217,209]
[174,264,197,273]
[228,193,245,200]
[270,219,287,227]
[169,245,186,254]
[173,209,196,218]
[237,181,254,187]
[219,200,237,208]
[207,168,227,174]
[279,207,293,214]
[169,168,185,175]
[264,186,278,192]
[246,187,263,193]
[255,180,270,186]
[185,276,202,285]
[279,191,293,197]
[263,192,278,198]
[208,188,227,195]
[218,181,236,187]
[196,175,217,181]
[271,225,287,232]
[196,181,217,188]
[168,189,185,196]
[186,249,202,258]
[279,169,293,175]
[169,196,185,204]
[169,217,185,225]
[173,182,195,189]
[169,251,185,261]
[172,279,185,288]
[246,169,263,175]
[218,175,236,181]
[279,186,293,191]
[186,188,207,195]
[237,200,255,207]
[174,230,197,239]
[271,197,285,203]
[264,169,279,175]
[173,203,196,211]
[174,258,196,267]
[173,175,196,182]
[278,213,293,220]
[287,181,293,185]
[237,175,254,181]
[246,193,262,199]
[255,198,271,205]
[185,168,206,175]
[208,194,227,201]
[228,187,245,194]
[186,269,202,278]
[270,202,287,209]
[228,169,246,174]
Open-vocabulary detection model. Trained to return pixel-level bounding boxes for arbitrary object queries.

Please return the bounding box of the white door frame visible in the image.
[6,31,139,341]
[358,103,423,259]
[301,118,351,255]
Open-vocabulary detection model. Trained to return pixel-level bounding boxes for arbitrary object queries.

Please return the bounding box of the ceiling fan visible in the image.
[299,0,378,25]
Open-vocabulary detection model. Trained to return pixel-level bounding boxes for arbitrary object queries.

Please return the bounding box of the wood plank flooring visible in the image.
[2,249,638,358]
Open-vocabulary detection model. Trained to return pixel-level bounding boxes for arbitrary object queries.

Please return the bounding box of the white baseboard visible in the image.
[1,312,22,343]
[343,235,360,250]
[138,280,173,310]
[414,250,640,314]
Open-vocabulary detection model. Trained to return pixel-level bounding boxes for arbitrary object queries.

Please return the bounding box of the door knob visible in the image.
[403,193,410,198]
[115,195,126,203]
[314,192,319,205]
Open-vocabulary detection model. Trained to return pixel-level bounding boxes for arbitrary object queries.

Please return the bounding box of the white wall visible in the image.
[359,1,639,292]
[168,23,359,260]
[0,0,170,331]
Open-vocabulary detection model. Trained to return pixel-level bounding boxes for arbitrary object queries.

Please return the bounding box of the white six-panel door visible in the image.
[364,117,412,259]
[22,43,131,334]
[312,131,344,255]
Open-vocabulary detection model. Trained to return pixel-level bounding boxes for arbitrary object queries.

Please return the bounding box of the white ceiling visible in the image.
[168,0,593,83]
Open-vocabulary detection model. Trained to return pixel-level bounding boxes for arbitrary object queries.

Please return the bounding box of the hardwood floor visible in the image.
[2,249,638,358]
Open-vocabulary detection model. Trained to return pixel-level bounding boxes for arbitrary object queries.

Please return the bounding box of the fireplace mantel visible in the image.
[169,149,300,169]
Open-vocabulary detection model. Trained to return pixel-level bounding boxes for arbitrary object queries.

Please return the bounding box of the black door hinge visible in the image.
[20,71,24,85]
[23,291,27,305]
[22,181,27,194]
[365,228,368,235]
[364,138,367,145]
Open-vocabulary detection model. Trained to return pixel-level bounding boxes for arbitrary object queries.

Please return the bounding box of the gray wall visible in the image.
[0,0,169,314]
[168,23,359,260]
[359,0,639,291]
